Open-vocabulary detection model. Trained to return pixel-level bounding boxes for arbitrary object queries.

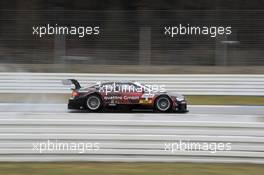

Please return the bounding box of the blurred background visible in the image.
[0,2,264,174]
[0,0,264,73]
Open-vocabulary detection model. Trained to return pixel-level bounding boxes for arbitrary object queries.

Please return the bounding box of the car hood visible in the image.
[147,90,185,99]
[166,92,185,98]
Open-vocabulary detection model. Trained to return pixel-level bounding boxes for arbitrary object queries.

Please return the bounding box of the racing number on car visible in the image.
[139,93,154,104]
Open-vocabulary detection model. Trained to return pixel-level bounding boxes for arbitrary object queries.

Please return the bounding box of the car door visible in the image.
[118,83,143,105]
[99,82,118,105]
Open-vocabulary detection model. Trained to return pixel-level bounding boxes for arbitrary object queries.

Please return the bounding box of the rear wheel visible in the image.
[86,94,102,112]
[155,96,172,112]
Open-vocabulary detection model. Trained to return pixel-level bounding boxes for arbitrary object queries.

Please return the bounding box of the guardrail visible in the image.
[0,73,263,95]
[0,113,263,163]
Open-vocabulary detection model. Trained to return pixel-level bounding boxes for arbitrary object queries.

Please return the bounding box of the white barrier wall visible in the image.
[0,113,263,163]
[0,73,263,96]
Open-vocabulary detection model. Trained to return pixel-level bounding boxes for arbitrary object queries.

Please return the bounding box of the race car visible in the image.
[62,79,188,112]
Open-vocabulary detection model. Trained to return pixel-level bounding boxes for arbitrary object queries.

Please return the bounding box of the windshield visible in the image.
[134,82,152,92]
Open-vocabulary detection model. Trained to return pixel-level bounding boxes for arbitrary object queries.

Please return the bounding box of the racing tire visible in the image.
[154,95,172,112]
[85,94,103,112]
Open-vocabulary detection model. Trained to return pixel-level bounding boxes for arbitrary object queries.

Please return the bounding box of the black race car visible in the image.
[63,79,188,112]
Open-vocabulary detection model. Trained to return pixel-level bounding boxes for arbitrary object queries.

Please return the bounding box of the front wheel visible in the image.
[154,96,172,112]
[86,94,102,112]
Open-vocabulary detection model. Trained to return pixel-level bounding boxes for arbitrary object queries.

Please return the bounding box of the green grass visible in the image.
[0,163,263,175]
[186,95,264,105]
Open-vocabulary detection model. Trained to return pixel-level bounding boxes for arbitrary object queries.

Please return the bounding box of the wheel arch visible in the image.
[84,92,104,109]
[153,94,173,112]
[154,94,173,104]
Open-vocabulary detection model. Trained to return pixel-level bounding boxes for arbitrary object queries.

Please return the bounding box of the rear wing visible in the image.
[62,79,81,90]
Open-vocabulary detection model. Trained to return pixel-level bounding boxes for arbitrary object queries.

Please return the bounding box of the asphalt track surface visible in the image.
[0,103,263,117]
[0,104,263,124]
[0,103,263,113]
